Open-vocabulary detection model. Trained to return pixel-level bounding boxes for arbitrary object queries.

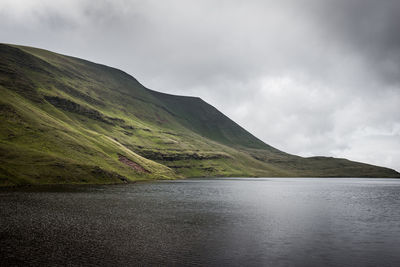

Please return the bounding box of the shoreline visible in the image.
[1,175,399,190]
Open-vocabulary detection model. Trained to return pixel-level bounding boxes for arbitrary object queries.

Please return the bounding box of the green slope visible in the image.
[0,44,398,186]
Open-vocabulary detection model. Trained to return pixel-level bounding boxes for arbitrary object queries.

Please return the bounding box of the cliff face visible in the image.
[0,44,398,186]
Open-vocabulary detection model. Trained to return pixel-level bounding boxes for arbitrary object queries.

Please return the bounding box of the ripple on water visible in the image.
[1,178,400,266]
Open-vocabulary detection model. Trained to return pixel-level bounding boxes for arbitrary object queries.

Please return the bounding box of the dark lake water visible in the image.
[1,178,400,266]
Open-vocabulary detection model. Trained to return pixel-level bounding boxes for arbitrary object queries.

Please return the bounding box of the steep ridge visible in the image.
[148,89,278,150]
[0,44,398,186]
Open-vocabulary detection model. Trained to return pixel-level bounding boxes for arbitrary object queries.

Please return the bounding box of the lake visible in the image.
[1,178,400,266]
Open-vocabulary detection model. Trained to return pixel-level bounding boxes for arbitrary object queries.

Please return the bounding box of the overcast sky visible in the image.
[1,0,399,171]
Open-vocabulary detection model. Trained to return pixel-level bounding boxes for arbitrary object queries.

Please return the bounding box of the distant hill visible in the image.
[0,43,398,186]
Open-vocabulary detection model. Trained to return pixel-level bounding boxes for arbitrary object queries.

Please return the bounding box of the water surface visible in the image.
[1,178,400,266]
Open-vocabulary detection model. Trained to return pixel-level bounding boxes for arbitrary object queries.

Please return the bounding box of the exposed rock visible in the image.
[123,131,133,136]
[106,116,125,124]
[53,82,104,106]
[118,154,150,173]
[121,125,135,130]
[135,150,230,161]
[45,96,125,126]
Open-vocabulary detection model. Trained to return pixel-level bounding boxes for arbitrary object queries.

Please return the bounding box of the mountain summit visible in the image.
[0,44,398,185]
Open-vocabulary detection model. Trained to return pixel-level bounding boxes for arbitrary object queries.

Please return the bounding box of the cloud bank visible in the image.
[1,0,399,171]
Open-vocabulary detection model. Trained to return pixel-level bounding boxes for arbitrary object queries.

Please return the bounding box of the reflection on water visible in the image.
[1,178,400,266]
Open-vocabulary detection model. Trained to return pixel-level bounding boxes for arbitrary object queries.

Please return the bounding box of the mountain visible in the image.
[0,44,398,186]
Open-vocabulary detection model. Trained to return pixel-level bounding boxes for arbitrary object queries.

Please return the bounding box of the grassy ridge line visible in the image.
[0,43,398,186]
[1,43,288,185]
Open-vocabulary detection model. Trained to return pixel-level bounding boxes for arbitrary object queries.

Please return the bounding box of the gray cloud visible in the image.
[1,0,399,171]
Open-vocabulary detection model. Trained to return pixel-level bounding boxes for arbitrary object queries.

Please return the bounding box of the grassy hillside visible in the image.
[0,44,398,186]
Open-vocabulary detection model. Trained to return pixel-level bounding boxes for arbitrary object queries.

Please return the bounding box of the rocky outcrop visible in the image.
[45,96,126,125]
[118,154,150,173]
[135,149,230,161]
